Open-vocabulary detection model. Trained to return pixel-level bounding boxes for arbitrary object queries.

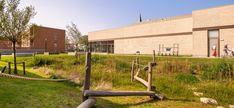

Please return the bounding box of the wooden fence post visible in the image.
[82,52,92,102]
[147,63,152,91]
[131,60,135,82]
[23,62,26,75]
[153,50,155,63]
[8,62,11,74]
[136,57,139,68]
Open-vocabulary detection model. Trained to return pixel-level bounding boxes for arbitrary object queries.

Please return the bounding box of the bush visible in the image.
[115,60,131,72]
[175,74,200,84]
[201,59,233,80]
[189,64,197,74]
[30,57,56,66]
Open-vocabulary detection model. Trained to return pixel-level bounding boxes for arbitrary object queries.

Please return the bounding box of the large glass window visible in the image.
[90,40,114,53]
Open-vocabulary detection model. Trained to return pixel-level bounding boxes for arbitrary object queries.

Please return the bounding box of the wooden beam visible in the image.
[84,90,156,97]
[77,98,96,108]
[136,57,139,68]
[8,62,11,74]
[131,60,135,82]
[82,52,92,102]
[22,62,26,75]
[134,76,148,87]
[148,63,152,91]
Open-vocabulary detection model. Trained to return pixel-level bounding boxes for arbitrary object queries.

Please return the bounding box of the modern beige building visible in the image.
[88,4,234,57]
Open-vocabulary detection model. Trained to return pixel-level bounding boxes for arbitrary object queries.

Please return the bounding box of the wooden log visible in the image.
[143,66,149,71]
[22,62,26,75]
[84,90,156,97]
[8,62,11,74]
[135,68,140,77]
[131,60,135,82]
[134,76,148,87]
[82,52,92,102]
[148,63,152,91]
[77,98,96,108]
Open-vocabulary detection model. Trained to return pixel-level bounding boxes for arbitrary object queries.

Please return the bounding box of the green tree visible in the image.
[29,24,39,47]
[0,0,36,74]
[79,35,88,51]
[66,22,82,51]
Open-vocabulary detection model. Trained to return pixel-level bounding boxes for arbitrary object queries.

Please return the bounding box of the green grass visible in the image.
[0,54,234,107]
[0,77,81,108]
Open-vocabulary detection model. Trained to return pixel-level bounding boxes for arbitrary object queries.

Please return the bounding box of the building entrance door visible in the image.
[208,30,219,57]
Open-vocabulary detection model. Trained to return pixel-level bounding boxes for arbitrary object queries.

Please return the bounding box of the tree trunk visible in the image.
[13,41,17,74]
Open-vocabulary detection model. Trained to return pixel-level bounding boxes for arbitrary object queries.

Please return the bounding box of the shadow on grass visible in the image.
[95,98,158,108]
[94,97,196,108]
[6,69,44,78]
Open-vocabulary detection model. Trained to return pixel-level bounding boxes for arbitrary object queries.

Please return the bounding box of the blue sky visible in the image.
[20,0,234,35]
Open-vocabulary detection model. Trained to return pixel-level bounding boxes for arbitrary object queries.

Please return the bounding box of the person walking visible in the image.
[212,45,217,57]
[231,48,234,57]
[223,43,230,56]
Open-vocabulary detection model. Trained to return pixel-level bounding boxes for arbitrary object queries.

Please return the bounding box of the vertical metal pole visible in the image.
[153,50,155,63]
[147,63,152,91]
[82,52,91,102]
[23,62,26,75]
[131,60,135,82]
[8,62,11,74]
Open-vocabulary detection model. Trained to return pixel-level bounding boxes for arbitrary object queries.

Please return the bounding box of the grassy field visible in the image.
[0,54,233,108]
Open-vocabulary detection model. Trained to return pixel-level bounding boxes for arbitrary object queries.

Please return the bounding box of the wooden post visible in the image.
[153,50,155,63]
[8,62,11,74]
[1,66,6,73]
[23,62,26,75]
[134,76,149,87]
[147,63,152,91]
[136,57,139,68]
[131,60,135,82]
[82,52,92,102]
[158,44,161,56]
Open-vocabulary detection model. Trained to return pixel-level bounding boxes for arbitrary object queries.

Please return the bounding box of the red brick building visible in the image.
[0,26,65,54]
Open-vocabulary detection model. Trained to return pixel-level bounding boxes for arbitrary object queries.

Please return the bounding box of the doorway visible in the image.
[208,30,219,57]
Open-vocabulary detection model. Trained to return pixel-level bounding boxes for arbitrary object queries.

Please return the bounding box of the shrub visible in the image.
[30,57,56,66]
[175,74,200,84]
[115,60,131,72]
[201,59,233,80]
[189,63,197,74]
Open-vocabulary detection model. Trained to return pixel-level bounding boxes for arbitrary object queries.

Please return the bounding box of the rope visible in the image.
[0,73,68,82]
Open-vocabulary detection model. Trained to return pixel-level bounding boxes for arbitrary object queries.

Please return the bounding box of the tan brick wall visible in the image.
[89,16,192,41]
[220,28,234,56]
[193,5,234,28]
[115,34,193,55]
[89,4,234,56]
[192,4,234,57]
[192,31,208,57]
